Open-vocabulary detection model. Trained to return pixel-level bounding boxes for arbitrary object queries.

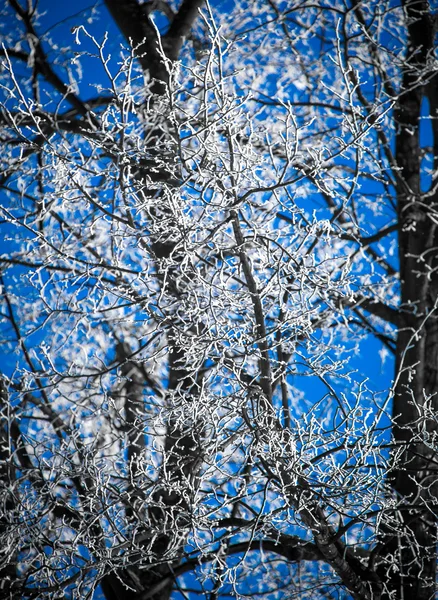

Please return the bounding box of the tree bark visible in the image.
[0,379,19,600]
[381,2,438,598]
[101,2,205,598]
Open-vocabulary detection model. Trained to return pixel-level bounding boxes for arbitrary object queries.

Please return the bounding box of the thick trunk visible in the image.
[0,380,19,599]
[100,3,204,598]
[380,3,438,598]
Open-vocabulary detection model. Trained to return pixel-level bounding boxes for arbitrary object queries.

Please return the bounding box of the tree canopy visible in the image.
[0,1,437,599]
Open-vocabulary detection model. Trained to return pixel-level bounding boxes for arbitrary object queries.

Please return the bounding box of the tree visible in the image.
[0,0,437,598]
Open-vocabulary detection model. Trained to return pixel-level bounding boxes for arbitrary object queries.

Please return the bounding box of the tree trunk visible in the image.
[381,3,438,598]
[100,2,204,598]
[0,380,19,600]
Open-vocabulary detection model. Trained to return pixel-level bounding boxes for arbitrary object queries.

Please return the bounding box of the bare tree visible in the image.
[0,1,437,599]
